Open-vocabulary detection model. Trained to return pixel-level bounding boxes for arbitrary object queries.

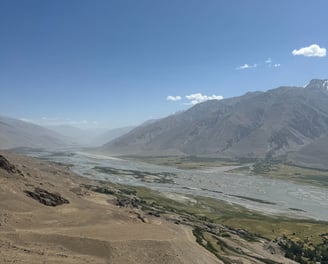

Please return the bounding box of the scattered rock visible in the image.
[116,197,140,208]
[147,210,161,217]
[0,155,18,173]
[229,228,250,237]
[264,241,282,255]
[136,212,148,223]
[236,228,249,236]
[24,187,69,206]
[205,223,217,229]
[276,236,287,246]
[0,155,24,177]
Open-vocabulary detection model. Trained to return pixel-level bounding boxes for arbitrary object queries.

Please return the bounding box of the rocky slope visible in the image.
[0,151,222,264]
[101,79,328,165]
[287,133,328,169]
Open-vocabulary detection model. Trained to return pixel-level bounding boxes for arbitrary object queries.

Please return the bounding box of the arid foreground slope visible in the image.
[0,151,220,264]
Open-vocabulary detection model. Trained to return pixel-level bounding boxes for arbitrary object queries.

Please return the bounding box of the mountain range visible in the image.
[101,79,328,168]
[0,117,134,150]
[2,79,328,169]
[47,125,134,147]
[0,116,71,149]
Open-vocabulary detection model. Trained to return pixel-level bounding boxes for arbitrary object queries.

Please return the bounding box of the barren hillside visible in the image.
[0,151,220,264]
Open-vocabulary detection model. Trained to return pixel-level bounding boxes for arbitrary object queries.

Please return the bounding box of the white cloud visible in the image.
[273,63,281,68]
[292,44,326,57]
[265,58,272,64]
[236,63,257,70]
[167,95,182,101]
[185,93,223,105]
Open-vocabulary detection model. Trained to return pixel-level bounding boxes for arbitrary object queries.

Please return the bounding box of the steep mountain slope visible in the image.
[101,79,328,160]
[0,116,70,149]
[287,133,328,169]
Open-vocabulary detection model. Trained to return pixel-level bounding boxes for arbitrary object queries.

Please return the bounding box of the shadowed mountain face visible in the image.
[0,116,70,149]
[102,79,328,163]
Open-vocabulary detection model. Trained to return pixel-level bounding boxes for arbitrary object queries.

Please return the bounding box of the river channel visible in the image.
[24,149,328,221]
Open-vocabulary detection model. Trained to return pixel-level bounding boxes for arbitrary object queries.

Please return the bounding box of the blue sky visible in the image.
[1,0,327,129]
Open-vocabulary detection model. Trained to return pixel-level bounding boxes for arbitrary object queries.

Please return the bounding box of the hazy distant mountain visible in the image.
[91,126,134,146]
[48,125,134,146]
[101,79,328,165]
[0,116,70,149]
[46,125,103,146]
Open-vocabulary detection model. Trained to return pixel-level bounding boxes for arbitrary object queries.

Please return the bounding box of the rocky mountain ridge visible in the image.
[102,79,328,168]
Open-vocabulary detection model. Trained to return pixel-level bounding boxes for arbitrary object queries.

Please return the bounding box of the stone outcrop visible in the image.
[24,187,69,206]
[0,155,17,173]
[116,197,140,208]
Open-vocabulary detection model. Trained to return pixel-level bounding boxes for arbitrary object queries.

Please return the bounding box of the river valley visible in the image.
[22,149,328,222]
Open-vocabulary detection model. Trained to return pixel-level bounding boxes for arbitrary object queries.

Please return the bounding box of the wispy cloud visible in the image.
[292,44,326,57]
[167,95,182,101]
[236,63,257,70]
[185,93,223,105]
[265,58,281,68]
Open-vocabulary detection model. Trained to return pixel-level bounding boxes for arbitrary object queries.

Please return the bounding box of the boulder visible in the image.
[24,187,69,206]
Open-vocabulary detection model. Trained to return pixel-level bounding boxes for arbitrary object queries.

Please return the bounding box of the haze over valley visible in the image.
[3,79,328,170]
[1,1,328,263]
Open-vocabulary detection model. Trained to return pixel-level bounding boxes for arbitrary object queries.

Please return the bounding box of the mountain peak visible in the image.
[306,79,328,91]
